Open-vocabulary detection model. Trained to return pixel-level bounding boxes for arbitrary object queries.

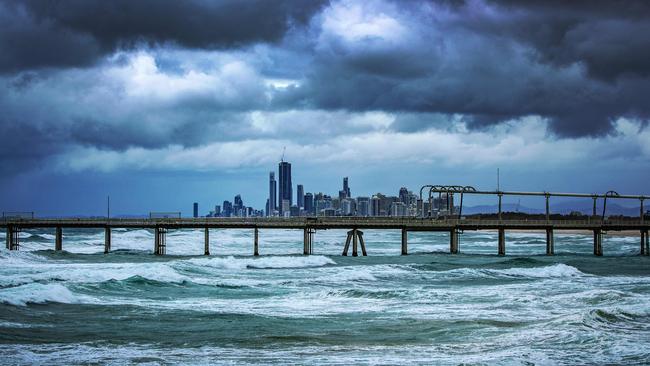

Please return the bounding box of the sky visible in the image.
[1,0,649,216]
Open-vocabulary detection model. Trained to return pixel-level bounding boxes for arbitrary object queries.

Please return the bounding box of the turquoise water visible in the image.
[1,228,649,365]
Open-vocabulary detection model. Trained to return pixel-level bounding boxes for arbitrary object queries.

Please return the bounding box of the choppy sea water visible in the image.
[1,228,649,365]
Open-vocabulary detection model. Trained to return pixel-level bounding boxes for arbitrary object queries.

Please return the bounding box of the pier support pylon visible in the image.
[204,228,210,256]
[154,227,167,255]
[55,227,63,251]
[450,229,459,254]
[546,228,554,256]
[593,229,603,256]
[303,228,315,255]
[498,228,506,256]
[641,230,649,256]
[401,228,408,255]
[342,229,367,256]
[254,227,259,256]
[104,227,111,254]
[6,226,19,251]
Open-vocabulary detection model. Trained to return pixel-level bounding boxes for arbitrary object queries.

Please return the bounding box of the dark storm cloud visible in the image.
[0,0,326,73]
[2,0,650,176]
[274,0,650,137]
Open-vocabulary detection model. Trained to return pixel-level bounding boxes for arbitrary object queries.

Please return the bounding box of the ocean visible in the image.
[1,228,649,365]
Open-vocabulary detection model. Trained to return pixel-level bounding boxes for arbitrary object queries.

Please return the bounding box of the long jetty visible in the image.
[2,217,649,257]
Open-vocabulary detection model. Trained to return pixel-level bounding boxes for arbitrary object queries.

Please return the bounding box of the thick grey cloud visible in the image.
[273,0,650,137]
[1,0,650,177]
[0,0,326,73]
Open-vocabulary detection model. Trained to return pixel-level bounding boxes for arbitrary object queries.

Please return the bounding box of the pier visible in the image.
[2,217,649,257]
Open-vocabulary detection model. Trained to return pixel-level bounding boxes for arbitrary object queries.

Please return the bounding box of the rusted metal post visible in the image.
[204,228,210,256]
[546,228,554,255]
[401,228,408,255]
[55,227,62,251]
[104,227,111,254]
[254,227,259,256]
[498,228,505,256]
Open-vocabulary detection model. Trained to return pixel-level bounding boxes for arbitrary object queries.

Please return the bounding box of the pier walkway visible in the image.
[2,217,649,257]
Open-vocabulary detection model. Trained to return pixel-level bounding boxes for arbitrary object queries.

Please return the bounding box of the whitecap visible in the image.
[0,283,82,306]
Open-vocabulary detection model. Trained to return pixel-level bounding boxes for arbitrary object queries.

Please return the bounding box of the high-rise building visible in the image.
[297,184,304,208]
[357,196,370,217]
[399,187,409,204]
[268,172,276,217]
[278,161,292,214]
[281,199,291,217]
[304,193,314,215]
[339,177,351,200]
[222,200,233,217]
[341,199,352,215]
[370,196,381,216]
[193,202,198,218]
[234,194,244,215]
[214,205,221,217]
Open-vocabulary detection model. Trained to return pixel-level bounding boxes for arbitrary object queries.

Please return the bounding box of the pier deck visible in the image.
[2,217,649,257]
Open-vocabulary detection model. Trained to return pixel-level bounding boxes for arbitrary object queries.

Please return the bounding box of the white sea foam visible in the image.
[490,263,586,278]
[0,283,82,306]
[186,255,335,270]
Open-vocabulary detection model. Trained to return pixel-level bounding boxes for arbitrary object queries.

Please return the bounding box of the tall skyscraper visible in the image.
[193,202,198,218]
[297,184,304,208]
[304,193,314,215]
[268,171,277,216]
[278,161,292,214]
[339,177,351,200]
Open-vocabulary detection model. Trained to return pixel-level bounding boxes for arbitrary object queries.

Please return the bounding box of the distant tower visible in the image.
[278,161,292,215]
[304,193,314,215]
[399,187,409,204]
[268,172,277,216]
[343,177,350,198]
[297,184,304,208]
[193,202,198,218]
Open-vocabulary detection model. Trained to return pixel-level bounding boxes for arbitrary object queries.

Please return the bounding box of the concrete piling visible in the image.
[55,227,63,251]
[450,229,459,254]
[104,227,111,254]
[498,228,506,256]
[342,230,352,256]
[593,229,603,256]
[204,228,210,256]
[642,230,647,256]
[303,228,314,255]
[358,230,367,256]
[352,229,358,257]
[5,226,11,250]
[546,228,554,255]
[154,227,167,255]
[254,227,259,256]
[6,226,19,250]
[401,228,408,255]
